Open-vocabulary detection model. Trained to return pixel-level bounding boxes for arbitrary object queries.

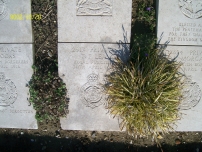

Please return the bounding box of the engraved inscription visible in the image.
[165,49,202,72]
[0,109,34,113]
[0,46,29,69]
[80,73,105,108]
[0,72,17,108]
[0,0,7,21]
[71,45,110,71]
[163,49,202,110]
[179,0,202,19]
[9,109,34,113]
[179,76,201,110]
[167,23,202,43]
[76,0,113,16]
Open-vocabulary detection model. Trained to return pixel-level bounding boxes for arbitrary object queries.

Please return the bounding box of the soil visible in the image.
[0,0,202,152]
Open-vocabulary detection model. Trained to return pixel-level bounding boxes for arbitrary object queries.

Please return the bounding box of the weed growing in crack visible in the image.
[28,69,67,122]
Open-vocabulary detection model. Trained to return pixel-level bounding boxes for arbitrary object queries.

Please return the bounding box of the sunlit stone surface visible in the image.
[157,0,202,45]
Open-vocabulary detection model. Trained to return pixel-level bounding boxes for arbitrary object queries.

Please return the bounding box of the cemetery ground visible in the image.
[0,0,202,151]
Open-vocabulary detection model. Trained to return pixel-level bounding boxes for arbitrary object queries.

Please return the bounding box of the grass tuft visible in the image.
[105,34,184,141]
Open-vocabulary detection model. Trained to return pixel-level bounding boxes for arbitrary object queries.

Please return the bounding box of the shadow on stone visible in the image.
[103,26,130,67]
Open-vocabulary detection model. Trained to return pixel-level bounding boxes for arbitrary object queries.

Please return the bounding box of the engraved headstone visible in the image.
[58,0,132,131]
[157,0,202,131]
[162,46,202,131]
[0,0,37,129]
[157,0,202,45]
[0,44,37,129]
[59,43,130,131]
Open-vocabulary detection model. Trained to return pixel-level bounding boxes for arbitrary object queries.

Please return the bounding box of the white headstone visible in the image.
[58,0,132,131]
[157,0,202,131]
[0,0,37,129]
[157,0,202,45]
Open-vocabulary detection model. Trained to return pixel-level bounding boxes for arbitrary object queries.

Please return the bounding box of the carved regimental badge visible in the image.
[179,0,202,19]
[80,73,106,108]
[179,77,201,110]
[76,0,113,16]
[0,72,17,108]
[0,0,7,21]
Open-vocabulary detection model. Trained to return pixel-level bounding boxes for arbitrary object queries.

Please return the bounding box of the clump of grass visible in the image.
[105,35,184,141]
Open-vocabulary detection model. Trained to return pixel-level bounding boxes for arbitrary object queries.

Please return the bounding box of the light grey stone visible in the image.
[0,0,32,43]
[157,0,202,45]
[161,45,202,131]
[0,44,37,129]
[58,0,132,43]
[58,0,132,130]
[59,43,129,131]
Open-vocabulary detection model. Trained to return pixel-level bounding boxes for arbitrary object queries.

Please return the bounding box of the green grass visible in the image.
[105,40,184,141]
[105,1,184,141]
